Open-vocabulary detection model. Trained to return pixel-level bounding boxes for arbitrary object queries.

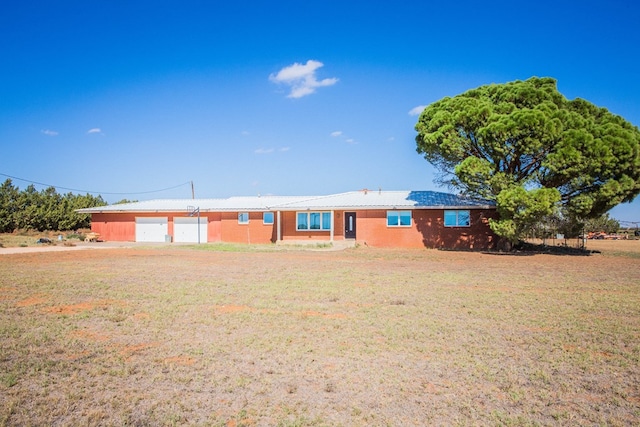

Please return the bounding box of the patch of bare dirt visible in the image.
[43,299,127,315]
[15,293,48,307]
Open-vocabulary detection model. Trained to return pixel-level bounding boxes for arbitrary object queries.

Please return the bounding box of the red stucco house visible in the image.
[77,190,498,250]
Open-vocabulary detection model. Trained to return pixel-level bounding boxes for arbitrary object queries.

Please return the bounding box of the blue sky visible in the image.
[1,1,639,222]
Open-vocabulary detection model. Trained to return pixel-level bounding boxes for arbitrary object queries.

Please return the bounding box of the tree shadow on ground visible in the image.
[479,241,599,256]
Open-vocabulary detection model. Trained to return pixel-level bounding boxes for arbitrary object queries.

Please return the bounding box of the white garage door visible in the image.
[135,217,168,242]
[174,217,208,243]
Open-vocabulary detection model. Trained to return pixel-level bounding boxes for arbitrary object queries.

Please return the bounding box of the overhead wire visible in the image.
[0,172,191,196]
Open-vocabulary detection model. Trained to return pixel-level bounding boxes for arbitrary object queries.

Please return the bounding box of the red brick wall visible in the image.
[334,212,345,239]
[354,209,497,250]
[414,209,498,250]
[91,208,497,249]
[207,213,222,242]
[91,213,136,241]
[356,210,424,248]
[220,212,276,244]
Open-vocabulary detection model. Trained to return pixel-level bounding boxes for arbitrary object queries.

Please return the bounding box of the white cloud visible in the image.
[41,129,58,136]
[241,130,250,136]
[330,130,357,144]
[255,146,290,154]
[408,105,427,116]
[254,148,275,154]
[87,128,103,135]
[269,60,338,98]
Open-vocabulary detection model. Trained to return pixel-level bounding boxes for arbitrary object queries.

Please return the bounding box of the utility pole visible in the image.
[191,181,195,199]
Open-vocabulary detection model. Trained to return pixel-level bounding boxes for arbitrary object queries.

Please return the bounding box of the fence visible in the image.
[525,228,639,250]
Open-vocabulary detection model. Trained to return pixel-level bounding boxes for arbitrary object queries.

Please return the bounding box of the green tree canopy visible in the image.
[0,179,106,232]
[583,213,620,235]
[415,77,640,243]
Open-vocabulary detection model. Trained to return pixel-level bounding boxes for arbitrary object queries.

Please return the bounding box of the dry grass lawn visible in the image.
[1,240,639,426]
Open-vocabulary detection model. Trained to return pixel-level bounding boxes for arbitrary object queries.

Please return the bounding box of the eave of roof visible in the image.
[76,190,495,214]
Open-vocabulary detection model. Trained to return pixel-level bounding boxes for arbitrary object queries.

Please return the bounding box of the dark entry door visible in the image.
[345,212,356,239]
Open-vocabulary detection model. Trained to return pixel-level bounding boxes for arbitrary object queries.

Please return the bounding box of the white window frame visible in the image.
[296,211,332,231]
[444,210,471,227]
[238,212,249,224]
[387,210,412,227]
[263,212,274,225]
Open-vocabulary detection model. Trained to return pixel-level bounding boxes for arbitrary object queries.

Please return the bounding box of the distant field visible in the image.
[1,241,639,426]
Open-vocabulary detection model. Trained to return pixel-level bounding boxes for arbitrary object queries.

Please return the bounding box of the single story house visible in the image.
[77,190,498,250]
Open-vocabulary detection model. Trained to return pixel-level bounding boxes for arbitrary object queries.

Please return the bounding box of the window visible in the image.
[297,212,331,231]
[297,212,307,230]
[263,212,274,225]
[238,212,249,224]
[444,210,470,227]
[387,211,412,227]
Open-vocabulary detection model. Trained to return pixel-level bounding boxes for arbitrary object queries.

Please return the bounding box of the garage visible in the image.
[173,217,208,243]
[135,217,168,242]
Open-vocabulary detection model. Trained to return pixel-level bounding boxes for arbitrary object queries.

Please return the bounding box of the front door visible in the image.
[345,212,356,239]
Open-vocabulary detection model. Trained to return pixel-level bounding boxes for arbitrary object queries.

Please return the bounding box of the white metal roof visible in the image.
[76,190,495,213]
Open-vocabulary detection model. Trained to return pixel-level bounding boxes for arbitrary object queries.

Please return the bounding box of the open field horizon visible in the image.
[1,241,639,425]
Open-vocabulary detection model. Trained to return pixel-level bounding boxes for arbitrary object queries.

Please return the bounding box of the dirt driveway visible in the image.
[0,241,155,255]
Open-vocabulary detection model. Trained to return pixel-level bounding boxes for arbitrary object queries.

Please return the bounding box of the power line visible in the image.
[0,172,191,196]
[619,220,640,227]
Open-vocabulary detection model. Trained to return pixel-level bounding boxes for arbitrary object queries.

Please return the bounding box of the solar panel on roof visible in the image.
[406,191,494,207]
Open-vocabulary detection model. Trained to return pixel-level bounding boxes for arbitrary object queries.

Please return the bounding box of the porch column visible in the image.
[330,210,334,242]
[277,211,281,242]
